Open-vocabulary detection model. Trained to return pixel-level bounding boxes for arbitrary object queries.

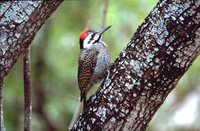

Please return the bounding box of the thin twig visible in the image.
[68,102,82,130]
[101,0,109,28]
[0,78,5,131]
[23,46,32,131]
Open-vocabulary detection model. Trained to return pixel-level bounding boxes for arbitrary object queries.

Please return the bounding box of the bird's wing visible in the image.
[78,49,99,92]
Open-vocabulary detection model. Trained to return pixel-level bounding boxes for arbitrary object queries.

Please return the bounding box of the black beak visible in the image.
[98,25,111,36]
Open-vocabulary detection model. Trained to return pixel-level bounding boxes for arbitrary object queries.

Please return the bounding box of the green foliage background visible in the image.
[4,0,200,131]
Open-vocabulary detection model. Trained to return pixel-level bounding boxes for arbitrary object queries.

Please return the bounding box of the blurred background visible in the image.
[3,0,200,131]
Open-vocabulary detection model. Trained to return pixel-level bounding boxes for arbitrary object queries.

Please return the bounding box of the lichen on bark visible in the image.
[71,0,200,130]
[0,1,63,130]
[0,1,63,78]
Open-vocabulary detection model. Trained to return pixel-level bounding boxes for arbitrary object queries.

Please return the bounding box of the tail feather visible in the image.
[80,92,86,108]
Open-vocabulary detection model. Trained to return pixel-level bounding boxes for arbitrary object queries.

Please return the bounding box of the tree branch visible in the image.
[0,1,63,78]
[101,0,109,28]
[71,0,200,130]
[23,46,31,131]
[0,78,5,131]
[0,1,63,130]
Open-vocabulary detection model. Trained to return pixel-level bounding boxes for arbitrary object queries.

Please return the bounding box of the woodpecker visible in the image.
[78,26,112,107]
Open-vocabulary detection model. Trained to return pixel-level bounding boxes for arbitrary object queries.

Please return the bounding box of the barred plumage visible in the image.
[78,26,112,108]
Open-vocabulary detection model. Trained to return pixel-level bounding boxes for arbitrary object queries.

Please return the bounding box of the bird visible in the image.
[78,26,112,108]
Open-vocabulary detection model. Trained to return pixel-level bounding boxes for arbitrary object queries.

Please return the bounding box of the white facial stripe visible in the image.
[93,34,100,41]
[83,33,92,48]
[90,34,100,45]
[83,33,100,49]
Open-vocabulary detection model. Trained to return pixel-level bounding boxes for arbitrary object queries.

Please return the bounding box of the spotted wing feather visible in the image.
[78,49,99,98]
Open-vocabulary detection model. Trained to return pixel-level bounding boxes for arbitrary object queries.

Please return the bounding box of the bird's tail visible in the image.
[80,92,86,108]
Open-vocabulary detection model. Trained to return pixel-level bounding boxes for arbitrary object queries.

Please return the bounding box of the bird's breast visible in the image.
[93,47,111,77]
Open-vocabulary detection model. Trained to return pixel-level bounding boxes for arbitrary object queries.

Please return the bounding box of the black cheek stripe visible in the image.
[80,39,83,49]
[88,33,96,44]
[92,35,101,45]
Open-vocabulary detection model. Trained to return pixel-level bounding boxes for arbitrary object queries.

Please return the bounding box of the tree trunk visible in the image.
[0,1,63,130]
[71,0,200,130]
[1,0,200,131]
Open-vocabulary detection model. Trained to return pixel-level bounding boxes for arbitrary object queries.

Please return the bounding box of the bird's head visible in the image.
[79,25,111,49]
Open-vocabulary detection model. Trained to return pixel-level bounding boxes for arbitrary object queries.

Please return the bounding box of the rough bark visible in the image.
[0,1,63,130]
[0,1,63,78]
[71,0,200,130]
